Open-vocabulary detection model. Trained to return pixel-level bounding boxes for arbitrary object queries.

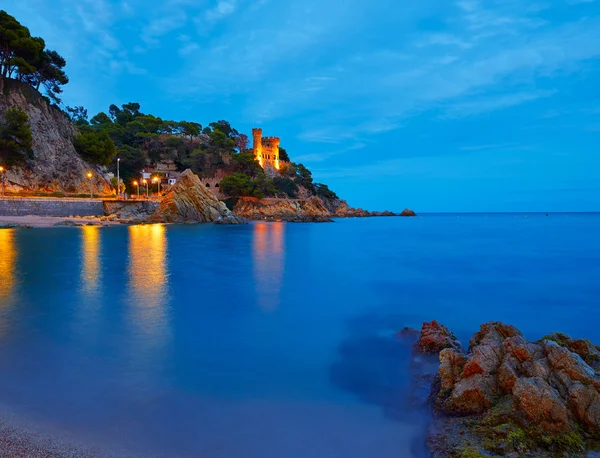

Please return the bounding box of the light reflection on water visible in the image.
[0,229,16,302]
[81,225,101,294]
[0,229,16,336]
[125,224,171,393]
[253,222,285,312]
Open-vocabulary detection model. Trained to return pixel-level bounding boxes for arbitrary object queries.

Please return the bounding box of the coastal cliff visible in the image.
[0,78,112,195]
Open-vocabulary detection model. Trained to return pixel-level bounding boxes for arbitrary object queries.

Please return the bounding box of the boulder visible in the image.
[150,170,247,224]
[400,208,416,217]
[512,376,571,432]
[415,320,462,355]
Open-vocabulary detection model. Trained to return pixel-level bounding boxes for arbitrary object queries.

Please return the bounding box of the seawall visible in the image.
[0,198,159,218]
[0,198,104,217]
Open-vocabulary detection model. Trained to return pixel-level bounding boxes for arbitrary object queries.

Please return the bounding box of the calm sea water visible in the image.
[0,214,599,457]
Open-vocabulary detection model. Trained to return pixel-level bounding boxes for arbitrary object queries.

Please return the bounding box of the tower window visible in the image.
[206,183,211,187]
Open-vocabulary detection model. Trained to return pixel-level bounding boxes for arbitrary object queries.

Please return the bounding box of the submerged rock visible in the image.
[428,321,600,457]
[150,170,247,224]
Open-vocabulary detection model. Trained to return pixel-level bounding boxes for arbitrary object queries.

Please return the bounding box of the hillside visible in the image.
[0,78,112,195]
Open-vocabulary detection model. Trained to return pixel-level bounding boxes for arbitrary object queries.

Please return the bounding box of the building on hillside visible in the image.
[252,128,280,170]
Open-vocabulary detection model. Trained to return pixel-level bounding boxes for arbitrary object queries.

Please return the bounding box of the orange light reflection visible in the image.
[81,225,101,293]
[0,229,16,302]
[253,222,285,312]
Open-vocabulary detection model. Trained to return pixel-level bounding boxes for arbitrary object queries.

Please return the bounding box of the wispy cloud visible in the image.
[205,1,238,22]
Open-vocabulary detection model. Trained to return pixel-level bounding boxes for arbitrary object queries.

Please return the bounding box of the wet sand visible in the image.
[0,215,121,227]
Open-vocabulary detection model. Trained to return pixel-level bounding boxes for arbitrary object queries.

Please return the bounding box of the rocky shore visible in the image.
[0,170,416,226]
[403,321,600,458]
[229,195,416,222]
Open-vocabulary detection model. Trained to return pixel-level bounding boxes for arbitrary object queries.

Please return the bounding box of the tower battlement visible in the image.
[252,128,280,170]
[261,136,280,147]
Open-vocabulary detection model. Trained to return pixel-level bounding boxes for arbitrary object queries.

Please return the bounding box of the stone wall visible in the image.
[0,198,105,217]
[103,200,159,217]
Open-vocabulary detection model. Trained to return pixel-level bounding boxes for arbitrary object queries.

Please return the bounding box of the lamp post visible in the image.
[87,171,93,198]
[153,176,159,198]
[133,180,139,199]
[143,179,148,199]
[117,157,121,200]
[0,166,4,199]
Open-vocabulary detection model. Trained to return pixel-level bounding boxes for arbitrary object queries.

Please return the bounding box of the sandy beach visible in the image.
[0,215,123,228]
[0,406,139,458]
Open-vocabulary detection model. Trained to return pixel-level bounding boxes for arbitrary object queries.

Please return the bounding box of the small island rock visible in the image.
[400,208,417,217]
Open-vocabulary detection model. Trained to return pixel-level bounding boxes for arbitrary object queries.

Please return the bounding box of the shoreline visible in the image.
[0,215,123,228]
[0,404,139,458]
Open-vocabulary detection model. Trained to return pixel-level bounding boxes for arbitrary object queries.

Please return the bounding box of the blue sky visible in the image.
[7,0,600,212]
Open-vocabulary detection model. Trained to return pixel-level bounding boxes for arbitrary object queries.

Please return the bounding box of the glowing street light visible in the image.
[133,180,139,199]
[142,178,148,199]
[87,171,93,198]
[0,166,4,198]
[153,176,159,197]
[116,157,121,200]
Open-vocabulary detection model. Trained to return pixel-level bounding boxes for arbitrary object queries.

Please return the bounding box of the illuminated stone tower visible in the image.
[252,128,280,170]
[252,128,263,167]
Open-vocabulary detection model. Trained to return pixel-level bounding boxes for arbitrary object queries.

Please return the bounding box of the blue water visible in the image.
[0,214,599,457]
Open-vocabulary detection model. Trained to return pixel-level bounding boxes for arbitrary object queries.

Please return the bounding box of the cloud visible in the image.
[141,9,188,45]
[205,1,238,22]
[441,90,557,118]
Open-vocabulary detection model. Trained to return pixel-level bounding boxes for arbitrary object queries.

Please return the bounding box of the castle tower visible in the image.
[252,128,263,167]
[272,137,281,170]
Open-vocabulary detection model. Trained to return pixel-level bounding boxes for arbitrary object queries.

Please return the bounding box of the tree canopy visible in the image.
[0,106,33,167]
[73,130,117,166]
[0,10,68,102]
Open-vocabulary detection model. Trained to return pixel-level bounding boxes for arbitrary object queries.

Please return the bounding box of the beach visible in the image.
[0,215,122,228]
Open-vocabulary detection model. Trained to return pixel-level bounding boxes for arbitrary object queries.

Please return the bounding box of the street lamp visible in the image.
[133,180,139,199]
[142,178,148,199]
[116,157,121,200]
[153,176,159,198]
[87,171,93,198]
[0,166,4,199]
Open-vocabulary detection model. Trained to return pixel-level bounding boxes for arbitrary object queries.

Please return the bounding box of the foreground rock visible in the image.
[426,321,600,457]
[150,170,246,224]
[414,321,462,355]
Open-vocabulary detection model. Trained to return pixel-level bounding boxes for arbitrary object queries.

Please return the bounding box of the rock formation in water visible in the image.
[231,196,334,222]
[150,169,246,224]
[414,321,462,355]
[0,79,112,195]
[400,208,417,217]
[230,195,406,222]
[414,321,600,457]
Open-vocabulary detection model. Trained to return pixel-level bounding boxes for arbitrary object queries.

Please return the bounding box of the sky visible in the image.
[5,0,600,212]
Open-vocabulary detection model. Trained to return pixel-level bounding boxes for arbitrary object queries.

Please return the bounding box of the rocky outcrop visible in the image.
[0,79,112,195]
[415,321,462,355]
[428,321,600,457]
[400,208,417,216]
[231,195,406,222]
[150,169,246,224]
[232,196,334,222]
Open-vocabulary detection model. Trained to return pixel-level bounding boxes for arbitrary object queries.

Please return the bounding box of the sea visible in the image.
[0,214,599,457]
